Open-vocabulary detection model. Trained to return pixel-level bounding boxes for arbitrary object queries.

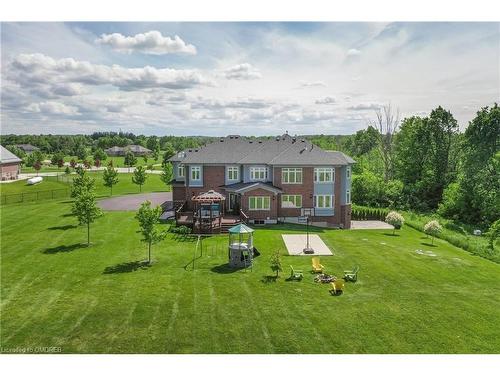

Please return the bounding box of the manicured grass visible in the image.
[0,172,170,203]
[1,200,499,353]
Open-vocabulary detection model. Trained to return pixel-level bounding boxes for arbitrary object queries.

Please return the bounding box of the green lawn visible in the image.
[1,200,499,353]
[0,172,169,203]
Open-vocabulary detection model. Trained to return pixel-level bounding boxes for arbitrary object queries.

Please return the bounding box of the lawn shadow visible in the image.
[173,235,198,242]
[103,260,151,274]
[421,242,437,247]
[61,213,74,217]
[383,233,400,237]
[47,224,77,231]
[211,264,239,274]
[42,243,87,254]
[261,275,278,283]
[261,223,325,233]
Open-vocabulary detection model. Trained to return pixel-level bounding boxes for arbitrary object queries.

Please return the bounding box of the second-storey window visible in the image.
[346,166,351,179]
[250,167,267,181]
[282,168,303,184]
[314,195,333,208]
[281,194,302,208]
[249,196,270,210]
[314,167,334,183]
[178,165,185,178]
[346,189,351,204]
[190,166,201,181]
[227,166,239,181]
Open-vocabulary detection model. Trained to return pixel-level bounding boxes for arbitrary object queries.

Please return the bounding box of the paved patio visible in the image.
[350,220,394,230]
[98,192,172,211]
[282,234,333,256]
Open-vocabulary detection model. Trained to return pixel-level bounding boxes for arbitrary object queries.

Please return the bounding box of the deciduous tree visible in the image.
[103,165,119,196]
[135,201,166,264]
[132,165,147,192]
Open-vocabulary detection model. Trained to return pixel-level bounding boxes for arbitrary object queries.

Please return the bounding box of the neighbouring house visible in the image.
[1,145,22,181]
[14,144,39,153]
[105,145,151,156]
[169,134,355,232]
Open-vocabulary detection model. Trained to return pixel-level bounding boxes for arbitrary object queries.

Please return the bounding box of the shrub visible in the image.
[486,219,500,254]
[424,220,442,245]
[385,211,404,235]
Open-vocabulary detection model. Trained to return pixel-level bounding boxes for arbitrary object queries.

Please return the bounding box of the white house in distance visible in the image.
[0,145,22,181]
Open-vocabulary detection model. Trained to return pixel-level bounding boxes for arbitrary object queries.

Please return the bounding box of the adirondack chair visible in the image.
[289,265,303,280]
[329,279,345,295]
[311,256,324,273]
[343,265,359,282]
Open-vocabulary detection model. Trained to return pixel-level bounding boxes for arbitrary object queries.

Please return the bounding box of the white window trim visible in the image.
[346,189,351,204]
[227,166,239,181]
[314,167,335,184]
[249,196,271,211]
[314,194,334,209]
[281,194,302,208]
[178,165,185,178]
[190,166,201,181]
[250,167,268,181]
[282,168,303,184]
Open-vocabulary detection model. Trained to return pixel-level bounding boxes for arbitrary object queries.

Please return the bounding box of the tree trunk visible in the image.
[431,236,434,245]
[87,221,90,245]
[110,185,113,196]
[148,241,152,264]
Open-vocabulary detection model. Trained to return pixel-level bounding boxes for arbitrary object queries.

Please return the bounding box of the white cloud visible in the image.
[26,101,79,115]
[315,96,337,105]
[52,83,86,96]
[223,63,262,80]
[298,81,327,88]
[95,31,197,55]
[9,53,213,91]
[347,48,361,56]
[348,102,382,111]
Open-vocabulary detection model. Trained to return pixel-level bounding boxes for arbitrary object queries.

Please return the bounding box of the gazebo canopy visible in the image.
[192,190,226,202]
[228,223,254,234]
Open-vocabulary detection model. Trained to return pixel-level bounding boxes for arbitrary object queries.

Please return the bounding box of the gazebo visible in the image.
[228,223,254,268]
[191,190,226,233]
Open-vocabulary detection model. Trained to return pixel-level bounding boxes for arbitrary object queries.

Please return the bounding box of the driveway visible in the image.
[350,220,394,230]
[98,192,172,211]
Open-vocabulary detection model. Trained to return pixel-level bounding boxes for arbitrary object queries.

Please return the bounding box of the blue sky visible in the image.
[1,22,498,135]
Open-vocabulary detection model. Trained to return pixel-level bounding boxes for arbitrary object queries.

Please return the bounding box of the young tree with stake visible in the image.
[72,189,102,246]
[103,164,119,196]
[135,201,166,264]
[132,165,147,192]
[160,162,173,187]
[124,151,137,173]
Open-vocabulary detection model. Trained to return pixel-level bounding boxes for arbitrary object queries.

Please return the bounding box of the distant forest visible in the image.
[2,103,499,228]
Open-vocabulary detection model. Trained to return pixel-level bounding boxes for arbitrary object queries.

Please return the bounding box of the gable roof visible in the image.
[1,145,22,164]
[14,144,39,152]
[170,134,355,166]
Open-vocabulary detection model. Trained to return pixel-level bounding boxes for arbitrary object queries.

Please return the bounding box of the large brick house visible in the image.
[170,134,355,229]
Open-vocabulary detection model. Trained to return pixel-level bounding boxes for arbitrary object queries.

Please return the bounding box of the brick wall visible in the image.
[273,166,314,217]
[241,188,278,220]
[185,165,225,210]
[0,162,20,180]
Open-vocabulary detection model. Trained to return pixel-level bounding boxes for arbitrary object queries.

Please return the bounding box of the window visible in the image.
[346,166,351,179]
[346,190,351,204]
[250,167,267,181]
[227,166,239,181]
[314,168,334,183]
[282,168,303,184]
[314,195,333,209]
[178,165,185,178]
[281,195,302,208]
[249,196,271,210]
[190,166,201,181]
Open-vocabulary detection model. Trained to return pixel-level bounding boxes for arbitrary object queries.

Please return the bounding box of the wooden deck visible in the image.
[176,212,241,233]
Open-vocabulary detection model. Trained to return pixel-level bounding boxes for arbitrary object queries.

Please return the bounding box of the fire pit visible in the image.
[314,274,336,283]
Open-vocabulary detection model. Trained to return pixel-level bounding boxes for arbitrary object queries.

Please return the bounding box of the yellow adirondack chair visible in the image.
[311,256,324,273]
[329,279,345,295]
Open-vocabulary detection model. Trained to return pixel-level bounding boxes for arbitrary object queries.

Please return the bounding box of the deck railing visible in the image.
[239,209,249,224]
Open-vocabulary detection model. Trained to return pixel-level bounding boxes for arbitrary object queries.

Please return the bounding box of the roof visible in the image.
[222,181,282,194]
[228,223,254,234]
[14,144,39,151]
[124,145,151,153]
[0,145,22,164]
[169,134,355,166]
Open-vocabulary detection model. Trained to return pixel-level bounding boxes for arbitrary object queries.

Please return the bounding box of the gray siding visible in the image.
[225,165,242,185]
[188,164,203,187]
[340,165,352,205]
[172,161,186,182]
[313,166,335,216]
[243,165,271,183]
